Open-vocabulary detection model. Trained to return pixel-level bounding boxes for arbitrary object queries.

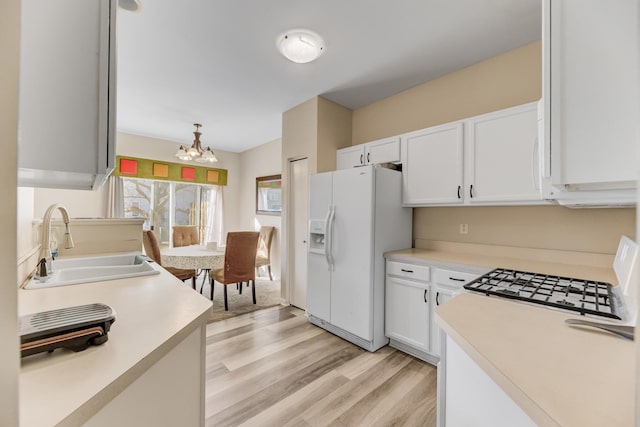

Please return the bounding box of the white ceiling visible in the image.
[116,0,541,153]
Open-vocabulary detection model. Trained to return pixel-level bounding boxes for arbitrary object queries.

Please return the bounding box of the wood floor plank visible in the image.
[333,344,396,380]
[206,316,313,362]
[206,332,348,398]
[238,371,350,427]
[329,360,436,426]
[206,361,230,380]
[208,345,363,426]
[220,325,325,371]
[204,307,438,427]
[299,351,414,426]
[206,306,294,337]
[207,307,297,344]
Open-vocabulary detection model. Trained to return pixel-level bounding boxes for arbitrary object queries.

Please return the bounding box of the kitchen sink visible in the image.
[24,253,160,290]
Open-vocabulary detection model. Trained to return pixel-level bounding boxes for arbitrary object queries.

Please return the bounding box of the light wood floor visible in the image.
[205,306,437,426]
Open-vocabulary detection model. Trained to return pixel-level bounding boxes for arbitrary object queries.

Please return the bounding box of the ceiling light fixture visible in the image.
[175,123,218,163]
[118,0,142,12]
[277,29,325,64]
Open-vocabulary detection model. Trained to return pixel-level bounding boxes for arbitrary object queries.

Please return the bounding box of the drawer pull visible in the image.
[449,277,465,282]
[424,289,428,303]
[436,292,440,306]
[401,269,414,273]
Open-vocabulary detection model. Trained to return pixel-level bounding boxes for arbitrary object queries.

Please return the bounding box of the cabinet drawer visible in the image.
[435,268,479,288]
[387,261,430,282]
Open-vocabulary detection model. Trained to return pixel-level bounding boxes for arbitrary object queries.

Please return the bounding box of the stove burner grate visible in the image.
[464,268,621,320]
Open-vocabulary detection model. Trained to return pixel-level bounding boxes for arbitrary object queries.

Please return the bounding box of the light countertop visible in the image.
[436,293,635,427]
[385,247,617,284]
[18,266,212,426]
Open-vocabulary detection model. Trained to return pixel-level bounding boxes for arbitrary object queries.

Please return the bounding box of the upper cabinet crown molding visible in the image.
[543,0,638,199]
[18,0,116,191]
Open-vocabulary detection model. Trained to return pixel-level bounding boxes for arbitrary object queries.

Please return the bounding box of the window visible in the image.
[256,174,282,215]
[123,178,223,246]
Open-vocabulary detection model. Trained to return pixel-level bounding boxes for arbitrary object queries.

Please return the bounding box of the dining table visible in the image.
[161,244,225,270]
[161,245,225,292]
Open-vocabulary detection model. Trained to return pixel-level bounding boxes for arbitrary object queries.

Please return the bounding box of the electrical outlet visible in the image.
[459,224,468,234]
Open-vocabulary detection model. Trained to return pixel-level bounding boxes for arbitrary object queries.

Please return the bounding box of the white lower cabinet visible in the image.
[385,276,431,353]
[430,285,454,358]
[385,258,489,363]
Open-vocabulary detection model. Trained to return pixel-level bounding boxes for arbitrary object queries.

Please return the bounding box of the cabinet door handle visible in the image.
[436,292,440,306]
[449,277,465,282]
[424,289,428,303]
[532,136,540,191]
[457,185,461,199]
[367,152,370,163]
[400,268,414,273]
[469,184,474,198]
[360,154,363,165]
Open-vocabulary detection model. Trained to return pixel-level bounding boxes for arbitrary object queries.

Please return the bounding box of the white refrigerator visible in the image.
[306,165,412,352]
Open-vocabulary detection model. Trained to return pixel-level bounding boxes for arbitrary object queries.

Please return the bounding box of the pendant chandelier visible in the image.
[175,123,218,163]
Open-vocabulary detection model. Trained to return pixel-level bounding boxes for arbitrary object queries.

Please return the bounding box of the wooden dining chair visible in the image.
[172,225,199,247]
[255,226,275,280]
[143,230,197,289]
[210,232,260,311]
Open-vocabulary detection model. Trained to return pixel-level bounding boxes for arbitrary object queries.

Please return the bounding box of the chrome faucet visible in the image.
[36,204,75,279]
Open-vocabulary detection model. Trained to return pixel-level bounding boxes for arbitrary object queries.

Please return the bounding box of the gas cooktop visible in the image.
[464,268,624,320]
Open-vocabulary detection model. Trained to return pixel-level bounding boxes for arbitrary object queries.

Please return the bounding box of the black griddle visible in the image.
[20,303,116,357]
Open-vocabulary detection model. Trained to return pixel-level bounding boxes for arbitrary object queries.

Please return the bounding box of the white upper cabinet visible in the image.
[465,103,540,203]
[401,102,544,207]
[401,122,464,205]
[18,0,116,190]
[336,145,365,170]
[336,136,400,169]
[544,0,638,192]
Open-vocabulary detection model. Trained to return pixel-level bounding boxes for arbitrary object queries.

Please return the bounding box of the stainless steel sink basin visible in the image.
[24,253,160,289]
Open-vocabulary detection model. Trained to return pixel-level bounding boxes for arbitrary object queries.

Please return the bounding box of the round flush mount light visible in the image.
[277,29,325,64]
[118,0,142,13]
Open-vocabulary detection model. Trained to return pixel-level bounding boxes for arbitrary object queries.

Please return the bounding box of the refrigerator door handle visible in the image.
[323,207,332,269]
[327,206,336,270]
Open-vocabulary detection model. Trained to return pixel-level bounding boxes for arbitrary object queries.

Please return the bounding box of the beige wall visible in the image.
[0,0,20,423]
[317,97,353,173]
[352,41,542,144]
[351,41,635,254]
[415,206,636,254]
[34,187,107,219]
[282,97,318,174]
[238,138,282,279]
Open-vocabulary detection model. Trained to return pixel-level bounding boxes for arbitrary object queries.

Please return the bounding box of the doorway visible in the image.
[289,157,309,309]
